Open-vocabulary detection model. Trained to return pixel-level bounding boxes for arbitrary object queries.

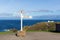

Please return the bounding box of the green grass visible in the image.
[24,22,56,32]
[27,30,49,32]
[0,31,14,34]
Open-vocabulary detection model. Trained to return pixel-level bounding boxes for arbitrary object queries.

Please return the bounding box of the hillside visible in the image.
[24,22,56,31]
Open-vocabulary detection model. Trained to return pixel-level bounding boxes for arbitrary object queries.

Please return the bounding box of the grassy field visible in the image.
[0,31,14,34]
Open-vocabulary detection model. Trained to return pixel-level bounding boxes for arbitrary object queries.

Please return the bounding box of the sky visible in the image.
[0,0,60,19]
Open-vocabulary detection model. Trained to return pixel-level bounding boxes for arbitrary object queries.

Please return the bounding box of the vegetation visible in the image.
[23,22,56,32]
[10,28,18,32]
[0,31,14,34]
[0,28,18,34]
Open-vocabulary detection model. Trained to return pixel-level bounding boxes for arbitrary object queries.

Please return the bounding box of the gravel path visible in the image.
[0,32,60,40]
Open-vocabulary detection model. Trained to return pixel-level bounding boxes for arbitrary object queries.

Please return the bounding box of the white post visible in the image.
[21,13,23,31]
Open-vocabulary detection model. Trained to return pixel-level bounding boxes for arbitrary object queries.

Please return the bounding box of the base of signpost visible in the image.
[16,30,26,37]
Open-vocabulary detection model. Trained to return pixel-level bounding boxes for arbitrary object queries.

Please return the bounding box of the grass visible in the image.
[27,30,49,32]
[0,30,60,35]
[24,22,57,32]
[0,31,14,35]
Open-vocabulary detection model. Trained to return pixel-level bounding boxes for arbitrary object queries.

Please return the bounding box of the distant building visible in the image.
[48,20,54,22]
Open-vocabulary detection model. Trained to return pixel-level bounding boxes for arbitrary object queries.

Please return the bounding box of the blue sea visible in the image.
[0,20,60,32]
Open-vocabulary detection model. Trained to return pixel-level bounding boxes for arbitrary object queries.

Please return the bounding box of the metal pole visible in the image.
[21,13,23,31]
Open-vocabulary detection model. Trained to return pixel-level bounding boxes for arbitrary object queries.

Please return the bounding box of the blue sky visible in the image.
[0,0,60,19]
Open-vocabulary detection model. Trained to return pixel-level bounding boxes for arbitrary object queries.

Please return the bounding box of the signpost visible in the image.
[20,10,32,31]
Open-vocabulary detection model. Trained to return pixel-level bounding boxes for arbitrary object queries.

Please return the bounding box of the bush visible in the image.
[10,28,18,32]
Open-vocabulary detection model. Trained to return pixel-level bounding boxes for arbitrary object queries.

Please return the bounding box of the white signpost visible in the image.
[20,10,32,31]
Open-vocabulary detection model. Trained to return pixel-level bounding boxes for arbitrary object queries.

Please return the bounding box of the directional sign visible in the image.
[20,10,32,31]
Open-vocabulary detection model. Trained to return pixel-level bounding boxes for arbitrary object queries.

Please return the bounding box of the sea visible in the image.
[0,20,60,32]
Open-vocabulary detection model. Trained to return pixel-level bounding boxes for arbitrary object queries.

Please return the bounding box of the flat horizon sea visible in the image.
[0,20,60,32]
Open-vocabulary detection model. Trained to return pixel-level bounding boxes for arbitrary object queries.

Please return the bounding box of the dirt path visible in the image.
[0,32,60,40]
